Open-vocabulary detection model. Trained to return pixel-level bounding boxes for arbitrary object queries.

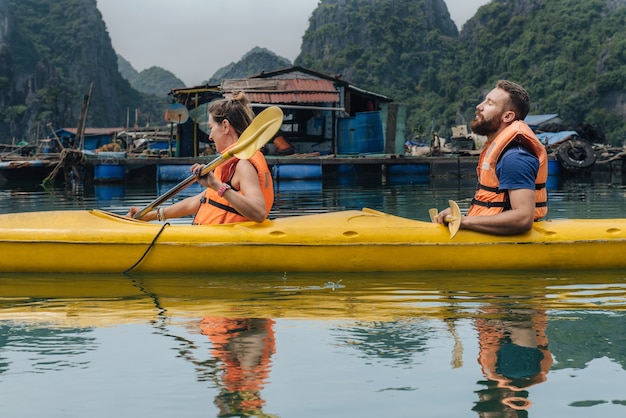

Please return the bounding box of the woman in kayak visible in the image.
[125,92,274,224]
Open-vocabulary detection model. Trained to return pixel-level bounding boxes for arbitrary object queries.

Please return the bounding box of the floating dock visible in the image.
[2,152,624,185]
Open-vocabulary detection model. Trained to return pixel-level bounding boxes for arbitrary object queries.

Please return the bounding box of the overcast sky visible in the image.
[97,0,490,86]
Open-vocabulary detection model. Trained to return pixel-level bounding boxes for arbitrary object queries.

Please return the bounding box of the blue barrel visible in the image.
[546,175,562,190]
[157,164,192,182]
[273,164,322,179]
[337,111,384,154]
[548,158,561,176]
[94,164,125,182]
[337,117,356,154]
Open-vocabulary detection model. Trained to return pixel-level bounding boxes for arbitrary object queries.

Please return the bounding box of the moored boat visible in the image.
[1,208,626,273]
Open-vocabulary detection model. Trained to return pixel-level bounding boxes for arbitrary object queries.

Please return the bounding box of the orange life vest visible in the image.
[467,121,548,220]
[192,151,274,225]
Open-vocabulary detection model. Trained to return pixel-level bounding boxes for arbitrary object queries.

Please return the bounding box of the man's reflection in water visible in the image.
[472,305,553,417]
[200,317,277,418]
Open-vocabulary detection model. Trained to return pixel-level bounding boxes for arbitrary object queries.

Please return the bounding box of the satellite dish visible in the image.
[165,103,189,124]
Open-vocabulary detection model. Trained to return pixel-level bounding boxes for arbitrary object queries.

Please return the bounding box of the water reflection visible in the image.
[0,270,625,417]
[125,275,279,416]
[472,303,552,416]
[200,317,276,417]
[333,319,430,365]
[2,270,623,320]
[94,183,126,200]
[0,323,96,374]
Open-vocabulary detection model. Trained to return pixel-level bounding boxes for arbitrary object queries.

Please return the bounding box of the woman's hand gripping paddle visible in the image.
[133,106,284,220]
[429,200,461,238]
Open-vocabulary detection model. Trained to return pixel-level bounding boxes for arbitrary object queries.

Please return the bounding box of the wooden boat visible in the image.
[0,158,57,181]
[1,208,626,273]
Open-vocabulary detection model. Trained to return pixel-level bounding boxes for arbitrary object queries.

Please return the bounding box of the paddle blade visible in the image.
[447,200,461,238]
[431,205,461,238]
[236,106,284,158]
[428,208,438,222]
[199,106,284,177]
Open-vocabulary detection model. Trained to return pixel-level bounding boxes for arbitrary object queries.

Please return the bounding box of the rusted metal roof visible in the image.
[251,66,393,102]
[221,78,340,104]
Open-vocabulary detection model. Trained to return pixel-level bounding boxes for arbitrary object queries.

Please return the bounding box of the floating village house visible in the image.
[1,67,406,184]
[169,66,406,161]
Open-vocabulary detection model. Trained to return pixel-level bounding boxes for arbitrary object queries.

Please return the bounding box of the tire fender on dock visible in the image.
[556,139,596,171]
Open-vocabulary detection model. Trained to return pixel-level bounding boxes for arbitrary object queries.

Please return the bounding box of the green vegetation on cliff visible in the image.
[0,0,166,141]
[2,0,626,145]
[297,0,626,144]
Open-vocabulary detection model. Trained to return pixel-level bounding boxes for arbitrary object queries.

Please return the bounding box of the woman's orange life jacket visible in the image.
[467,121,548,220]
[192,151,274,225]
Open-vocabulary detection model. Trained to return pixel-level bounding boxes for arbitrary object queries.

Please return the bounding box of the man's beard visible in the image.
[470,113,501,136]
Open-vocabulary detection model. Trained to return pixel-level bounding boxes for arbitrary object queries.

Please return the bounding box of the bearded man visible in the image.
[433,80,548,235]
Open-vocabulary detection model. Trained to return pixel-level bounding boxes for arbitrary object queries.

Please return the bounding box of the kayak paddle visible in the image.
[133,105,284,220]
[429,200,461,238]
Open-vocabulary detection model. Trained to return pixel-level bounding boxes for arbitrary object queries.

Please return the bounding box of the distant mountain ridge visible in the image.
[117,55,185,96]
[205,47,291,85]
[117,46,291,96]
[2,0,626,145]
[117,46,291,90]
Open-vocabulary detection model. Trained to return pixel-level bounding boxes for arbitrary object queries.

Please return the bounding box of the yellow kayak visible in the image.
[1,208,626,273]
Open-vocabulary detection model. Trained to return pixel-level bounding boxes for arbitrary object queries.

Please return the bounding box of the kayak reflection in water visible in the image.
[200,317,277,418]
[472,304,553,417]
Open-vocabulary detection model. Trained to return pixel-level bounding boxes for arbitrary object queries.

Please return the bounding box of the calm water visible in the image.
[0,170,625,417]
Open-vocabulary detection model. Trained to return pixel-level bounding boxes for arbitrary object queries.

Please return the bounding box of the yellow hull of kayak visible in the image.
[1,208,626,273]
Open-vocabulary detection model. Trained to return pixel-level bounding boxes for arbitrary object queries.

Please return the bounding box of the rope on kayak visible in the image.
[122,222,170,274]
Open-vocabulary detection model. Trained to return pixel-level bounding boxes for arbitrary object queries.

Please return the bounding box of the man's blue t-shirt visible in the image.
[495,144,539,191]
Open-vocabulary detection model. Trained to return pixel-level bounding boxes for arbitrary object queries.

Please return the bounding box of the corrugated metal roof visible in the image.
[536,131,578,146]
[525,114,560,127]
[222,78,340,104]
[251,66,393,102]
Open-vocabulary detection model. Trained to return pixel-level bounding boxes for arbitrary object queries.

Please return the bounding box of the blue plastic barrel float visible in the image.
[157,164,192,182]
[337,111,384,154]
[94,163,125,182]
[273,164,322,180]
